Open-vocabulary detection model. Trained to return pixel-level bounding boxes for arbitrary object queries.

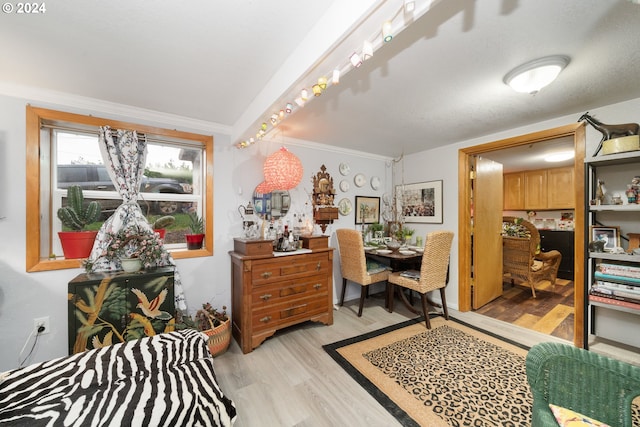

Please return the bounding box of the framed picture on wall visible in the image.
[355,196,380,225]
[396,180,443,224]
[590,226,620,252]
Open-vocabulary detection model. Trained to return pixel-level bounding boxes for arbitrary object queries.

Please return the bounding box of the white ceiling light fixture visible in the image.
[503,55,570,94]
[544,150,575,162]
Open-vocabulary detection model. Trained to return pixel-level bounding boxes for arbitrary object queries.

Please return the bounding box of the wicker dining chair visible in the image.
[387,230,454,329]
[502,216,562,298]
[336,228,390,317]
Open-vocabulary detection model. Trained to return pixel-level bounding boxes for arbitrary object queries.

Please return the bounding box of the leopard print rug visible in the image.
[363,324,531,426]
[326,317,532,427]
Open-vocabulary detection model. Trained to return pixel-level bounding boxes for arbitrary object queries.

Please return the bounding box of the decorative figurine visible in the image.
[578,112,639,156]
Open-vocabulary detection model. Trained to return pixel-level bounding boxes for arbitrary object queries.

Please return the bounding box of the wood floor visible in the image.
[474,278,575,341]
[214,290,638,427]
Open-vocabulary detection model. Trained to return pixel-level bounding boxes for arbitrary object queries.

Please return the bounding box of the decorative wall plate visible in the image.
[370,176,381,190]
[339,179,350,192]
[354,173,366,187]
[339,162,351,176]
[338,198,352,215]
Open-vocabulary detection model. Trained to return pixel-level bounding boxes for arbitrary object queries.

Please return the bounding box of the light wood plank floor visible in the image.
[214,292,639,427]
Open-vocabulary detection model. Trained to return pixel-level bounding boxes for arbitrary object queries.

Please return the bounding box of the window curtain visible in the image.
[85,126,186,311]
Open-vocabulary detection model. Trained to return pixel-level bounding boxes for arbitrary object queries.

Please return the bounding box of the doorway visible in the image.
[457,123,587,347]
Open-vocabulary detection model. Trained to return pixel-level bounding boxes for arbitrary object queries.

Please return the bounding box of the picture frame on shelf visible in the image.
[355,196,380,225]
[590,226,621,252]
[396,180,443,224]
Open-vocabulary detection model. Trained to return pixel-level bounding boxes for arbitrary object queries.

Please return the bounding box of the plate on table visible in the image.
[363,245,377,251]
[399,250,417,256]
[376,249,392,255]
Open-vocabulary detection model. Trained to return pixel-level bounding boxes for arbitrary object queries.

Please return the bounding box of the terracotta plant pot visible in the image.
[202,319,231,357]
[58,231,98,259]
[185,233,205,250]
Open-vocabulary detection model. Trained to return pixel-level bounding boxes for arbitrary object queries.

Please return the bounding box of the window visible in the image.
[26,106,214,272]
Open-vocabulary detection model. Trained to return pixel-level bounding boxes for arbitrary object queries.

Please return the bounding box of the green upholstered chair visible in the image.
[526,342,640,427]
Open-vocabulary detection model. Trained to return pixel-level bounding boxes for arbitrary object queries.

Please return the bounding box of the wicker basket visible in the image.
[202,318,231,357]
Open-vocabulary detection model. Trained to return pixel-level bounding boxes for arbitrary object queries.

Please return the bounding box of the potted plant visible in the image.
[97,227,170,272]
[185,211,205,250]
[152,215,175,239]
[57,185,102,259]
[174,303,230,357]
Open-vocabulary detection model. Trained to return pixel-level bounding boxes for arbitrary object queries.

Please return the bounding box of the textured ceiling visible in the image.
[2,0,640,160]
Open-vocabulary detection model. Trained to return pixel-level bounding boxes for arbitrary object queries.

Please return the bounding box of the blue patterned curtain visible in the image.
[85,126,187,311]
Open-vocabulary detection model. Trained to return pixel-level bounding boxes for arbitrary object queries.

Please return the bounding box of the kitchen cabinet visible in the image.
[504,167,574,210]
[539,230,574,280]
[503,172,525,210]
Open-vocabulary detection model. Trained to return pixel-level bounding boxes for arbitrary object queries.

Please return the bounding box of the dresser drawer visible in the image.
[251,275,328,308]
[251,296,329,332]
[251,253,329,285]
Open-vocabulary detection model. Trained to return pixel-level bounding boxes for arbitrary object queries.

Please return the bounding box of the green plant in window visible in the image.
[57,185,101,231]
[188,212,204,234]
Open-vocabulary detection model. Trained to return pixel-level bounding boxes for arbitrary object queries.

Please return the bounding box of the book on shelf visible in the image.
[589,293,640,310]
[594,280,640,293]
[593,271,640,285]
[598,262,640,279]
[590,286,640,305]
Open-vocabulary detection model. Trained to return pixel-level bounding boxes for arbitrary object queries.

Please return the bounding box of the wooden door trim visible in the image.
[457,122,586,347]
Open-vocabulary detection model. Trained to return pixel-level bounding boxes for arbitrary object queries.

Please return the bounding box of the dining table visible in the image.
[364,246,423,272]
[364,246,445,313]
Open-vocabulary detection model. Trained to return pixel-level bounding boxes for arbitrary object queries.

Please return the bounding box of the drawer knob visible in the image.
[261,271,273,279]
[316,262,321,271]
[260,316,272,323]
[260,293,272,301]
[313,283,321,290]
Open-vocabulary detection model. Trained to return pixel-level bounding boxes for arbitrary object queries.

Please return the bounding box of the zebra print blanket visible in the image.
[0,329,236,426]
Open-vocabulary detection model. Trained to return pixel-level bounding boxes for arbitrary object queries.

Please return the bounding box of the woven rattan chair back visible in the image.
[336,228,389,317]
[502,216,562,298]
[387,230,454,328]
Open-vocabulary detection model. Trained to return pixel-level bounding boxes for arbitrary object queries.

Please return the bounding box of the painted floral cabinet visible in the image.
[67,267,175,355]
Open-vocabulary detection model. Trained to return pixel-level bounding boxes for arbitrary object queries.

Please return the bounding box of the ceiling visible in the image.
[2,0,640,161]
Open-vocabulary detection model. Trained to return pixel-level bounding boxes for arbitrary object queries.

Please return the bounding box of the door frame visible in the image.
[457,123,586,347]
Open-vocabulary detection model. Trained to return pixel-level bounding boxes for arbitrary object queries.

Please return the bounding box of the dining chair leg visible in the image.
[340,278,347,306]
[439,288,449,320]
[358,286,367,317]
[420,293,431,329]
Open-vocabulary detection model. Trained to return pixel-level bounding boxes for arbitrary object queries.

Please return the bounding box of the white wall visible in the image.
[0,91,389,371]
[401,96,640,311]
[2,86,638,371]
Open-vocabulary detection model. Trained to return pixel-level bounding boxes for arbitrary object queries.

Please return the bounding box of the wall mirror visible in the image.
[253,188,290,220]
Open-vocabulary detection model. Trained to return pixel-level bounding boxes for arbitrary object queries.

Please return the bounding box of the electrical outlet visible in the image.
[34,316,50,335]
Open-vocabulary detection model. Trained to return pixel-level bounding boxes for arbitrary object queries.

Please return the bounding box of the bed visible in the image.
[0,329,236,426]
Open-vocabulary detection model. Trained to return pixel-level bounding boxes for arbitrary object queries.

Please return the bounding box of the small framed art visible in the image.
[590,226,620,252]
[355,196,380,225]
[396,180,443,224]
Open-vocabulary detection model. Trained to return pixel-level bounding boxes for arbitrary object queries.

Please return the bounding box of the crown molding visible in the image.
[0,82,231,135]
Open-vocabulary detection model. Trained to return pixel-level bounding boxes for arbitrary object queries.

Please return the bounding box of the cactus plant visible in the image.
[152,215,175,229]
[57,186,101,231]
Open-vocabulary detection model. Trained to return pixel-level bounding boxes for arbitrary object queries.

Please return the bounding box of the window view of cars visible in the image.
[57,164,191,216]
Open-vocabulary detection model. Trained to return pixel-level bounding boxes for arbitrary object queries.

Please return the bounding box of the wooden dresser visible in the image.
[230,237,334,353]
